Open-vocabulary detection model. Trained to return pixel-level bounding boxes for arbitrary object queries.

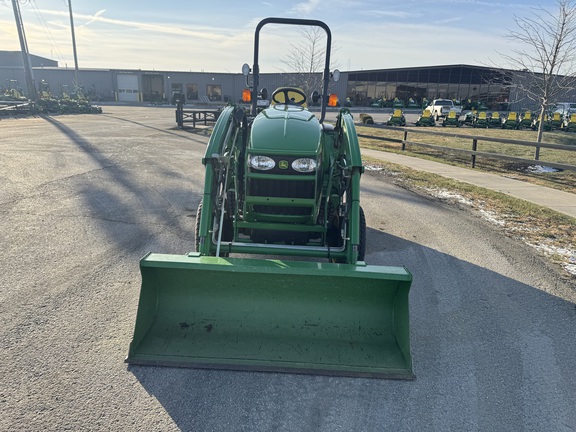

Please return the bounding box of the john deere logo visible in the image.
[279,160,289,169]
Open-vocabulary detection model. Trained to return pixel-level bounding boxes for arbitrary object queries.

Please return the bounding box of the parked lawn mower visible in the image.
[415,109,435,126]
[474,111,489,128]
[532,113,552,131]
[562,113,576,132]
[392,98,405,109]
[488,111,501,128]
[501,112,519,129]
[387,109,406,126]
[442,110,460,127]
[550,112,563,129]
[406,98,420,109]
[461,110,476,127]
[518,111,532,129]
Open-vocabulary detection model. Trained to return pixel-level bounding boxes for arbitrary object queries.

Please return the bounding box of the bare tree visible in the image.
[280,26,332,99]
[501,0,576,143]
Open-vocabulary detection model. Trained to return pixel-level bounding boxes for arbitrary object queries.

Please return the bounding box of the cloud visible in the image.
[0,4,527,74]
[78,9,106,29]
[291,0,323,15]
[359,10,413,19]
[35,9,232,41]
[434,16,464,25]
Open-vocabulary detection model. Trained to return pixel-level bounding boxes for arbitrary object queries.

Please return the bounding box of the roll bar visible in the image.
[251,17,332,123]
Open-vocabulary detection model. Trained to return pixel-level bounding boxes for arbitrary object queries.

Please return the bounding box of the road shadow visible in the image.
[128,230,576,432]
[40,115,203,254]
[101,113,210,145]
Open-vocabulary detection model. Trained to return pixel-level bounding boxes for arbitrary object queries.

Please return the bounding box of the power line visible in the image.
[29,0,66,64]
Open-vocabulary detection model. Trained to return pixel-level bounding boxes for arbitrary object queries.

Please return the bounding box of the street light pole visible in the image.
[68,0,80,90]
[11,0,38,101]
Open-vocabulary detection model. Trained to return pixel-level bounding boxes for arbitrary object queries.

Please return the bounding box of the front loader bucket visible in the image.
[126,253,414,379]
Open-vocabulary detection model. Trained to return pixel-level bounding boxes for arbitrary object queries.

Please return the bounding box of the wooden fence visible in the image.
[357,125,576,172]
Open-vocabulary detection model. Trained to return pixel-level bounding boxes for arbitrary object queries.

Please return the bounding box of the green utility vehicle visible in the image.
[126,18,413,379]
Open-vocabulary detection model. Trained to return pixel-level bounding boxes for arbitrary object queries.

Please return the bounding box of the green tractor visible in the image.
[126,18,413,379]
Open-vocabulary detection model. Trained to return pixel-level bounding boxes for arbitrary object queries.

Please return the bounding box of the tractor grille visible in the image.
[249,179,315,199]
[248,178,315,217]
[253,205,310,215]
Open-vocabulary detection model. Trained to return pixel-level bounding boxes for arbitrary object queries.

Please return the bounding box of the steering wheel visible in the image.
[271,87,307,107]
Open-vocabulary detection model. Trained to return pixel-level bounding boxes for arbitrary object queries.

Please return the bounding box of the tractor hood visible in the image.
[250,105,321,154]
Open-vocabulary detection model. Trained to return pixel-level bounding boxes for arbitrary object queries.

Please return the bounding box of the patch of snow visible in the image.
[422,187,575,277]
[525,165,561,174]
[478,209,506,226]
[526,241,576,276]
[424,188,474,206]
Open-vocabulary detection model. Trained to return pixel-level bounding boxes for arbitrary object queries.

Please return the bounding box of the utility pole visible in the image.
[11,0,38,101]
[68,0,80,90]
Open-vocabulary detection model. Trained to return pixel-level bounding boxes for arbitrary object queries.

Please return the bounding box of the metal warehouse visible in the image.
[1,50,574,111]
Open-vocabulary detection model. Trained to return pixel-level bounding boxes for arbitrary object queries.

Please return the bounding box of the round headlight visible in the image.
[249,155,275,170]
[292,158,317,173]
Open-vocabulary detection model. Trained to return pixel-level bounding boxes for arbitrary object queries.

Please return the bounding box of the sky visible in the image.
[0,0,555,74]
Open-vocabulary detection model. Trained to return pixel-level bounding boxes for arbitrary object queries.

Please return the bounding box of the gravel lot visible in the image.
[1,106,575,431]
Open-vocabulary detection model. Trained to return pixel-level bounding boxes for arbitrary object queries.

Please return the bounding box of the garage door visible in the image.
[117,74,140,102]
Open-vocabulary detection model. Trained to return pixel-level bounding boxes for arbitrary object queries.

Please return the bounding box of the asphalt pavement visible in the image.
[361,148,576,219]
[2,107,575,431]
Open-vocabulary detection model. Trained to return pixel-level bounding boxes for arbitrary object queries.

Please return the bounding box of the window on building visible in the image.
[428,69,440,83]
[186,84,198,100]
[418,69,429,83]
[439,68,450,83]
[207,84,222,101]
[449,67,462,84]
[375,82,387,99]
[407,70,419,82]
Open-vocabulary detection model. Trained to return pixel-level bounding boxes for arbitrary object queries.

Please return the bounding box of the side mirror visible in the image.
[260,88,268,100]
[331,69,341,82]
[242,64,251,76]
